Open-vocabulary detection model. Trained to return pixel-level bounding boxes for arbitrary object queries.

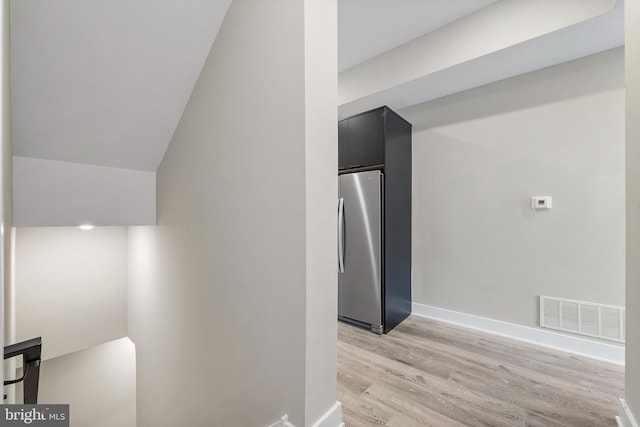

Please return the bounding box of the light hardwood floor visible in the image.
[337,316,624,427]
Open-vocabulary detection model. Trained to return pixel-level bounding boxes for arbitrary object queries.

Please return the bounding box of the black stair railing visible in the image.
[3,337,42,404]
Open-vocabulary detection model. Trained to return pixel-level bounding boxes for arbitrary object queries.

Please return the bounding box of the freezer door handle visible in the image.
[338,197,345,273]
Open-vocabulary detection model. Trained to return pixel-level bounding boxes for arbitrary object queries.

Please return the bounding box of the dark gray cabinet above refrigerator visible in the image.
[339,109,385,170]
[338,106,412,334]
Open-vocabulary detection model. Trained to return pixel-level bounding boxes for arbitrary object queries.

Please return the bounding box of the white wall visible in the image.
[128,0,338,426]
[625,0,640,420]
[13,156,156,227]
[1,0,11,388]
[303,0,339,424]
[14,227,128,360]
[404,48,625,330]
[17,338,136,427]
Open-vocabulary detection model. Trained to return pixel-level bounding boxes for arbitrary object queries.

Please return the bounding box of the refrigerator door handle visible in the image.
[338,197,345,273]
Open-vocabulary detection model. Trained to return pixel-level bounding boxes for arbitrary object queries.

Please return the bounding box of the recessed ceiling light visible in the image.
[79,224,94,231]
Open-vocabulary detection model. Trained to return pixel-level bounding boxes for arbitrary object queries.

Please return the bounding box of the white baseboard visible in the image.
[312,401,344,427]
[412,302,624,366]
[617,399,639,427]
[267,402,343,427]
[268,415,295,427]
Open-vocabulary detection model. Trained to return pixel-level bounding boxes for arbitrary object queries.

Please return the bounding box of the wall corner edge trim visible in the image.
[617,399,639,427]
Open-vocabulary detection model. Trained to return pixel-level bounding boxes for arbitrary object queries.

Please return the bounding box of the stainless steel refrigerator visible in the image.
[338,170,384,334]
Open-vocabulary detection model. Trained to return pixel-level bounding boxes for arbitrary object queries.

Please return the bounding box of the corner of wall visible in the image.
[1,0,13,388]
[626,0,640,419]
[617,399,639,427]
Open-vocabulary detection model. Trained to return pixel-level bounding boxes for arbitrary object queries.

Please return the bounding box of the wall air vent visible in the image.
[540,296,624,343]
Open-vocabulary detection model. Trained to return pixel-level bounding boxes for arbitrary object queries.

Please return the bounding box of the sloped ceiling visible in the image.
[10,0,232,171]
[9,0,624,226]
[12,0,618,173]
[10,0,500,175]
